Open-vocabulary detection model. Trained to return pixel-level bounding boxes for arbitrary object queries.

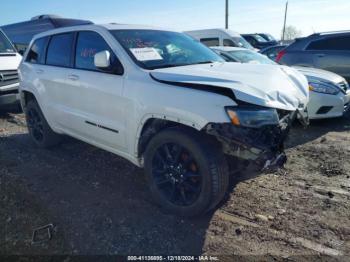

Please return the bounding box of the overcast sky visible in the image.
[1,0,349,39]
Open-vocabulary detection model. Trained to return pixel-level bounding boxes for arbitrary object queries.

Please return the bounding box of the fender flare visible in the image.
[19,88,60,133]
[134,113,205,156]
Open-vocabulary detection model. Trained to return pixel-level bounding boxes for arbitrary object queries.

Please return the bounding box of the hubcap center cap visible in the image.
[168,164,185,183]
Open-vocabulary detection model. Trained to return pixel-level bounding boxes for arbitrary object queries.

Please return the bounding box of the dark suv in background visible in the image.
[242,34,278,49]
[277,31,350,81]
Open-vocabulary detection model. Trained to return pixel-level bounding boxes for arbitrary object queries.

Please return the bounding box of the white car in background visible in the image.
[185,28,255,50]
[0,29,22,107]
[212,46,350,120]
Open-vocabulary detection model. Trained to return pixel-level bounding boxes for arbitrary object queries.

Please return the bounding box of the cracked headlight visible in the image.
[309,81,340,95]
[225,107,279,128]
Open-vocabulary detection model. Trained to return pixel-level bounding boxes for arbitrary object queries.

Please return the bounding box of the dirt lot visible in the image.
[1,107,350,258]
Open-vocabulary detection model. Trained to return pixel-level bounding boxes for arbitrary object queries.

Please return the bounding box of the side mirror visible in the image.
[94,50,111,69]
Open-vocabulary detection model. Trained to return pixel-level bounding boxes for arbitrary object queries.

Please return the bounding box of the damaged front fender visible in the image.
[204,110,297,171]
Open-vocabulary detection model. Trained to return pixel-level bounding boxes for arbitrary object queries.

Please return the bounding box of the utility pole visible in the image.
[282,1,289,41]
[225,0,229,29]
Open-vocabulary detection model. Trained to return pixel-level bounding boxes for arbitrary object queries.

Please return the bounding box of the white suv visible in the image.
[19,24,309,217]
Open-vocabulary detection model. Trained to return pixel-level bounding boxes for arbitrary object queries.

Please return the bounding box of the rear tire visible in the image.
[144,128,229,217]
[25,99,62,148]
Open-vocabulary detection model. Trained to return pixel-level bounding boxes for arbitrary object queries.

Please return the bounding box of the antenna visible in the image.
[225,0,229,29]
[282,1,288,41]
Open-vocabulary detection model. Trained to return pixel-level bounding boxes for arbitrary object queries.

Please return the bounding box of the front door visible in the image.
[64,31,127,150]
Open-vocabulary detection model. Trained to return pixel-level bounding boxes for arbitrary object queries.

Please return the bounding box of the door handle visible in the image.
[36,69,44,74]
[68,74,79,81]
[316,54,325,58]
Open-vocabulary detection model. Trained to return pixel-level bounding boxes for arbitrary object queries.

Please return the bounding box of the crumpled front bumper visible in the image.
[204,110,299,171]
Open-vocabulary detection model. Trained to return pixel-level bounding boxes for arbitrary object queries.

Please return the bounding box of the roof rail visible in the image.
[311,30,350,36]
[31,14,62,20]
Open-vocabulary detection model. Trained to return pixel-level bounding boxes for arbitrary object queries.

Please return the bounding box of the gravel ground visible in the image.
[1,108,349,258]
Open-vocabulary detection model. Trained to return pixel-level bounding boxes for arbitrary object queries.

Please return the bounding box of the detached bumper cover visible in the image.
[204,111,298,171]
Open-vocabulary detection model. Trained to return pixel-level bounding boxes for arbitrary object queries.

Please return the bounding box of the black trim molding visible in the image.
[85,121,119,134]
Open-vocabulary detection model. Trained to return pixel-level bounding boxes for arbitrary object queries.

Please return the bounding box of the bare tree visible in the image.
[282,25,302,40]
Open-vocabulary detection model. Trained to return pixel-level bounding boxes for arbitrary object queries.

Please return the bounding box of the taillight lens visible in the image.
[276,49,286,63]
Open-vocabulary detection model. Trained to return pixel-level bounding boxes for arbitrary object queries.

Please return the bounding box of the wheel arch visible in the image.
[19,89,61,134]
[135,115,206,159]
[20,90,37,108]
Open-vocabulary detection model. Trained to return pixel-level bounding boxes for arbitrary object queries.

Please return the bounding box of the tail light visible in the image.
[276,49,286,63]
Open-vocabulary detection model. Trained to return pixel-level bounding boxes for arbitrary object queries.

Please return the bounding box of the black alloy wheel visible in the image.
[27,107,44,142]
[152,143,202,207]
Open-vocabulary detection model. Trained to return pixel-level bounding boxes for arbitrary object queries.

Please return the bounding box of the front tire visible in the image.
[25,99,62,148]
[144,128,229,217]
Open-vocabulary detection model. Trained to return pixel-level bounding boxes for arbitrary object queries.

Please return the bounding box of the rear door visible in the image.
[59,30,127,150]
[42,32,76,126]
[306,35,350,80]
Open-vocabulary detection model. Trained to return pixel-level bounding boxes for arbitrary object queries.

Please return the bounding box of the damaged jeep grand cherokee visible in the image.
[19,24,309,217]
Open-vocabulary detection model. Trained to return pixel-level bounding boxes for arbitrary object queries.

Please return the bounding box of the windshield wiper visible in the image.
[194,61,216,65]
[149,61,216,70]
[149,63,191,70]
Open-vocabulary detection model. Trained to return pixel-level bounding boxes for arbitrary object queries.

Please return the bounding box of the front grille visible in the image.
[0,70,19,87]
[338,81,348,92]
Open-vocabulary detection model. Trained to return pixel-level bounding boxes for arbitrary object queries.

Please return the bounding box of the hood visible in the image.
[150,62,309,111]
[292,66,346,84]
[0,53,22,71]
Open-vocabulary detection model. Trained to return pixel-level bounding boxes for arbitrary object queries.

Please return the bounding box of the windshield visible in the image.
[231,37,255,50]
[261,34,276,41]
[253,34,268,43]
[110,30,224,70]
[0,31,15,53]
[227,50,276,65]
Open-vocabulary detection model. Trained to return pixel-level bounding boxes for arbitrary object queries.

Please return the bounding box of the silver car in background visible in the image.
[212,46,350,120]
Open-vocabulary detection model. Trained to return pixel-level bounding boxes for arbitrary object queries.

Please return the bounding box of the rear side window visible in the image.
[200,38,219,47]
[26,37,48,64]
[46,33,74,67]
[223,39,236,47]
[75,31,112,71]
[307,36,350,51]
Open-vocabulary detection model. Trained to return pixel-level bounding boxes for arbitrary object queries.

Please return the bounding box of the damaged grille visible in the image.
[204,110,296,163]
[277,109,292,122]
[205,123,286,155]
[0,70,19,88]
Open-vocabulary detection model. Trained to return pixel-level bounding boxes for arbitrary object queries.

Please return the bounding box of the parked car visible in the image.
[258,33,278,43]
[1,14,92,54]
[185,29,255,50]
[277,31,350,82]
[212,46,350,120]
[242,34,278,50]
[0,29,22,107]
[260,45,287,61]
[19,24,308,217]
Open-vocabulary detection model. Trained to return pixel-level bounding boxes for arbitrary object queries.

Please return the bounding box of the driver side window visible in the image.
[75,31,119,72]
